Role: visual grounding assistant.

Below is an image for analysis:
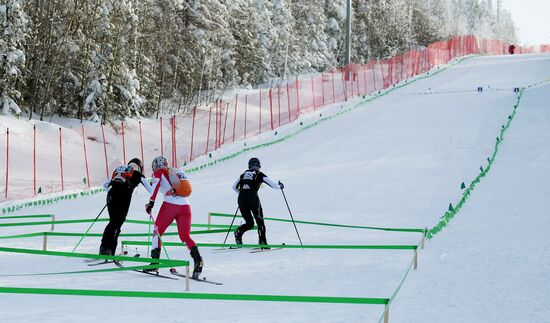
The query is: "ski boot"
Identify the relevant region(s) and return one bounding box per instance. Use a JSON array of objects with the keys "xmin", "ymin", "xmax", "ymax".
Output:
[
  {"xmin": 259, "ymin": 229, "xmax": 270, "ymax": 250},
  {"xmin": 99, "ymin": 246, "xmax": 113, "ymax": 256},
  {"xmin": 259, "ymin": 240, "xmax": 270, "ymax": 250},
  {"xmin": 234, "ymin": 230, "xmax": 243, "ymax": 245},
  {"xmin": 143, "ymin": 248, "xmax": 160, "ymax": 273},
  {"xmin": 190, "ymin": 246, "xmax": 203, "ymax": 279}
]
